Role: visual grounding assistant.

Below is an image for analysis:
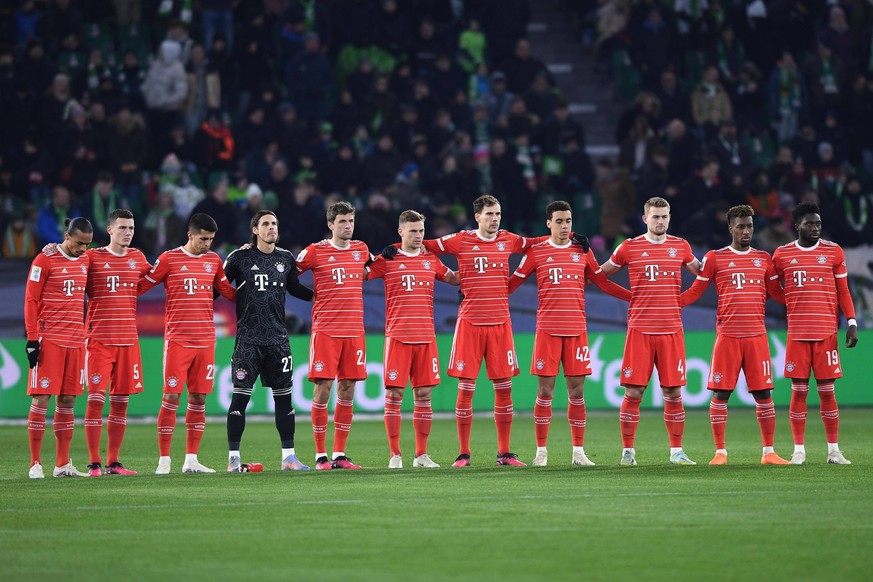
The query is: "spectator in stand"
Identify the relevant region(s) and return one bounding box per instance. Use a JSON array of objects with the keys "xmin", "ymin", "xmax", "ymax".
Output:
[
  {"xmin": 828, "ymin": 175, "xmax": 873, "ymax": 248},
  {"xmin": 541, "ymin": 99, "xmax": 586, "ymax": 156},
  {"xmin": 819, "ymin": 5, "xmax": 857, "ymax": 78},
  {"xmin": 278, "ymin": 177, "xmax": 325, "ymax": 251},
  {"xmin": 744, "ymin": 167, "xmax": 782, "ymax": 222},
  {"xmin": 234, "ymin": 102, "xmax": 272, "ymax": 163},
  {"xmin": 675, "ymin": 156, "xmax": 724, "ymax": 229},
  {"xmin": 715, "ymin": 25, "xmax": 745, "ymax": 93},
  {"xmin": 346, "ymin": 57, "xmax": 376, "ymax": 107},
  {"xmin": 164, "ymin": 19, "xmax": 194, "ymax": 65},
  {"xmin": 59, "ymin": 100, "xmax": 102, "ymax": 197},
  {"xmin": 143, "ymin": 40, "xmax": 188, "ymax": 162},
  {"xmin": 157, "ymin": 152, "xmax": 203, "ymax": 219},
  {"xmin": 755, "ymin": 213, "xmax": 794, "ymax": 253},
  {"xmin": 596, "ymin": 158, "xmax": 636, "ymax": 248},
  {"xmin": 707, "ymin": 119, "xmax": 750, "ymax": 187},
  {"xmin": 41, "ymin": 74, "xmax": 72, "ymax": 159},
  {"xmin": 37, "ymin": 185, "xmax": 81, "ymax": 244},
  {"xmin": 458, "ymin": 17, "xmax": 486, "ymax": 74},
  {"xmin": 483, "ymin": 71, "xmax": 514, "ymax": 124},
  {"xmin": 202, "ymin": 0, "xmax": 234, "ymax": 54},
  {"xmin": 558, "ymin": 132, "xmax": 595, "ymax": 197},
  {"xmin": 2, "ymin": 210, "xmax": 37, "ymax": 259},
  {"xmin": 430, "ymin": 53, "xmax": 467, "ymax": 108},
  {"xmin": 83, "ymin": 172, "xmax": 123, "ymax": 245},
  {"xmin": 117, "ymin": 50, "xmax": 146, "ymax": 112},
  {"xmin": 631, "ymin": 6, "xmax": 674, "ymax": 90},
  {"xmin": 246, "ymin": 140, "xmax": 287, "ymax": 189},
  {"xmin": 499, "ymin": 38, "xmax": 552, "ymax": 95},
  {"xmin": 193, "ymin": 108, "xmax": 235, "ymax": 178},
  {"xmin": 276, "ymin": 102, "xmax": 310, "ymax": 164},
  {"xmin": 365, "ymin": 133, "xmax": 404, "ymax": 190},
  {"xmin": 411, "ymin": 18, "xmax": 447, "ymax": 74},
  {"xmin": 663, "ymin": 118, "xmax": 700, "ymax": 188},
  {"xmin": 330, "ymin": 89, "xmax": 366, "ymax": 143},
  {"xmin": 524, "ymin": 71, "xmax": 561, "ymax": 124},
  {"xmin": 391, "ymin": 103, "xmax": 424, "ymax": 156},
  {"xmin": 691, "ymin": 65, "xmax": 733, "ymax": 140},
  {"xmin": 76, "ymin": 48, "xmax": 112, "ymax": 99},
  {"xmin": 183, "ymin": 43, "xmax": 221, "ymax": 137},
  {"xmin": 428, "ymin": 109, "xmax": 455, "ymax": 158},
  {"xmin": 376, "ymin": 0, "xmax": 410, "ymax": 57},
  {"xmin": 634, "ymin": 145, "xmax": 673, "ymax": 207},
  {"xmin": 141, "ymin": 190, "xmax": 187, "ymax": 257},
  {"xmin": 768, "ymin": 51, "xmax": 807, "ymax": 143},
  {"xmin": 682, "ymin": 199, "xmax": 731, "ymax": 250},
  {"xmin": 616, "ymin": 91, "xmax": 661, "ymax": 144},
  {"xmin": 44, "ymin": 0, "xmax": 84, "ymax": 56},
  {"xmin": 618, "ymin": 115, "xmax": 661, "ymax": 175},
  {"xmin": 654, "ymin": 69, "xmax": 690, "ymax": 128},
  {"xmin": 365, "ymin": 73, "xmax": 399, "ymax": 134},
  {"xmin": 113, "ymin": 0, "xmax": 142, "ymax": 25},
  {"xmin": 322, "ymin": 143, "xmax": 364, "ymax": 198},
  {"xmin": 19, "ymin": 40, "xmax": 55, "ymax": 97},
  {"xmin": 788, "ymin": 122, "xmax": 820, "ymax": 170},
  {"xmin": 803, "ymin": 40, "xmax": 847, "ymax": 127},
  {"xmin": 236, "ymin": 12, "xmax": 274, "ymax": 118},
  {"xmin": 732, "ymin": 63, "xmax": 767, "ymax": 134},
  {"xmin": 489, "ymin": 136, "xmax": 530, "ymax": 229}
]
